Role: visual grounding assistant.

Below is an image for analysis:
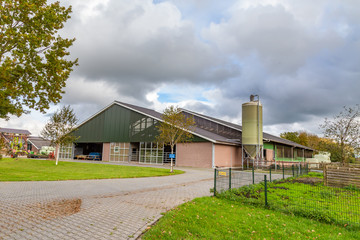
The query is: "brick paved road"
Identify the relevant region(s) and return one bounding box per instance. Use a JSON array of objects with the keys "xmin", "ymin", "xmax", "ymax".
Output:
[
  {"xmin": 0, "ymin": 166, "xmax": 215, "ymax": 240},
  {"xmin": 0, "ymin": 164, "xmax": 280, "ymax": 240}
]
